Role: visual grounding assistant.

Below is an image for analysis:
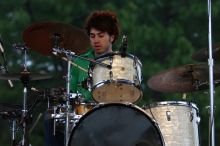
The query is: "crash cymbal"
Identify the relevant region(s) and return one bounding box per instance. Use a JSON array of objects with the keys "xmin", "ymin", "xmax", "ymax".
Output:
[
  {"xmin": 0, "ymin": 71, "xmax": 52, "ymax": 81},
  {"xmin": 147, "ymin": 64, "xmax": 220, "ymax": 93},
  {"xmin": 23, "ymin": 22, "xmax": 90, "ymax": 56},
  {"xmin": 192, "ymin": 44, "xmax": 220, "ymax": 62}
]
